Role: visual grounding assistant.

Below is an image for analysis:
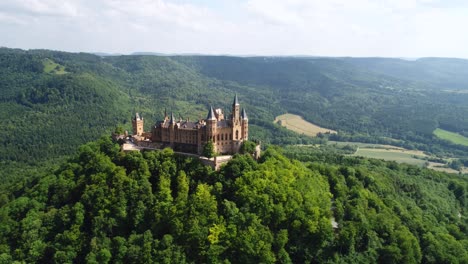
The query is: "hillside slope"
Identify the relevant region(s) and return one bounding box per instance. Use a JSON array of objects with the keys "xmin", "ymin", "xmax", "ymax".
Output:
[
  {"xmin": 2, "ymin": 48, "xmax": 468, "ymax": 176},
  {"xmin": 0, "ymin": 138, "xmax": 466, "ymax": 263}
]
